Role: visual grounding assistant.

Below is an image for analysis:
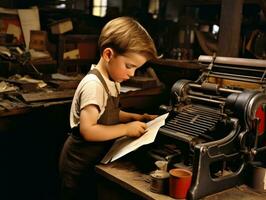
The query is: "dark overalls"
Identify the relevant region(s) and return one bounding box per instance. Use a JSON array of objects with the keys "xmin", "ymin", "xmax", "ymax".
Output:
[{"xmin": 59, "ymin": 69, "xmax": 120, "ymax": 200}]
